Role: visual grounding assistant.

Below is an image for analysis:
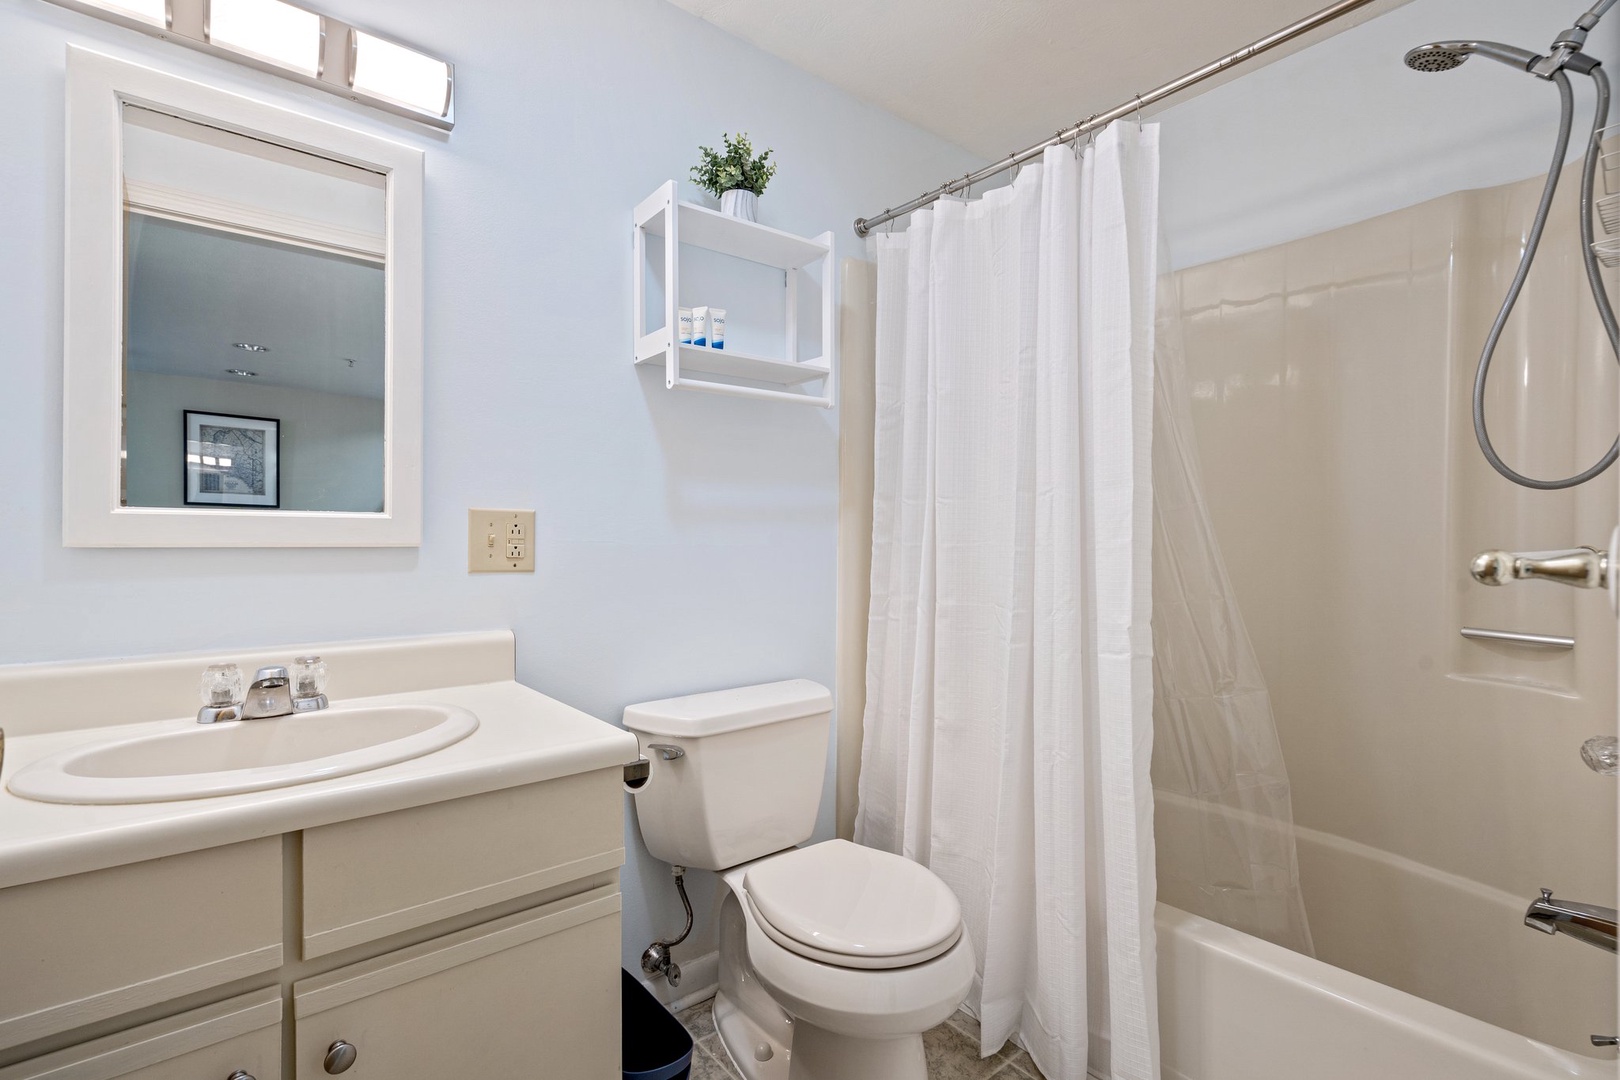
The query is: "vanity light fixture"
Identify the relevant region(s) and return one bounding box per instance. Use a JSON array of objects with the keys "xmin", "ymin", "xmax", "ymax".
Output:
[
  {"xmin": 41, "ymin": 0, "xmax": 455, "ymax": 128},
  {"xmin": 205, "ymin": 0, "xmax": 322, "ymax": 78}
]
